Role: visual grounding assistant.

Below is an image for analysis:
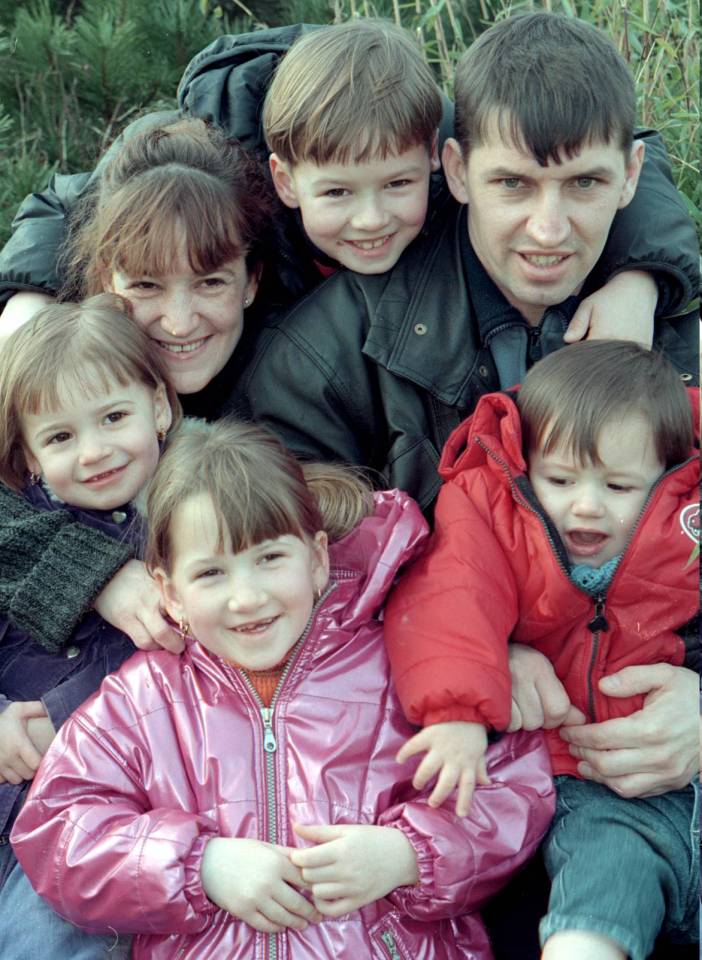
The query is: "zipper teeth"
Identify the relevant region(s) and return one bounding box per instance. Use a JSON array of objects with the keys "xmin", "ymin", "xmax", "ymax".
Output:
[
  {"xmin": 474, "ymin": 435, "xmax": 570, "ymax": 577},
  {"xmin": 237, "ymin": 580, "xmax": 336, "ymax": 960}
]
